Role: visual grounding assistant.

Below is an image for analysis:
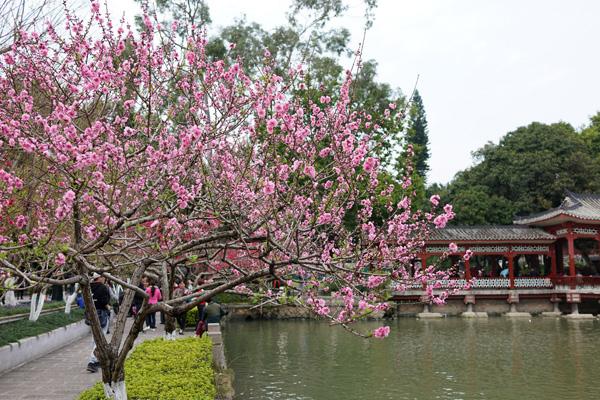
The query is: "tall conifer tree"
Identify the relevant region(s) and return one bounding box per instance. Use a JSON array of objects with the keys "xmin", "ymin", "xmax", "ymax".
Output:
[{"xmin": 405, "ymin": 90, "xmax": 430, "ymax": 179}]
